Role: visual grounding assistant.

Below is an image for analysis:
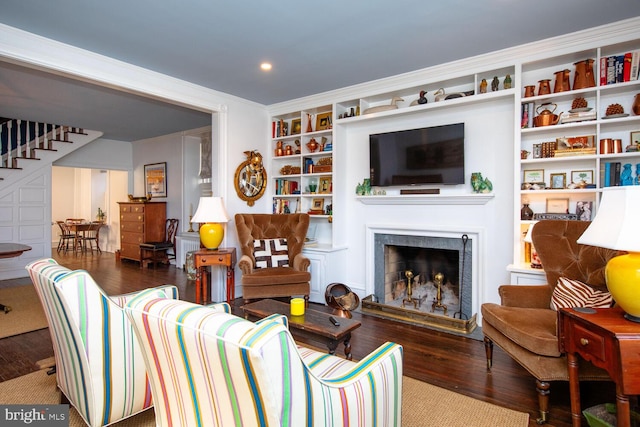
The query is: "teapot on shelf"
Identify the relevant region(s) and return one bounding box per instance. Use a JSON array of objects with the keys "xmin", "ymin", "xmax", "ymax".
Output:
[{"xmin": 534, "ymin": 102, "xmax": 562, "ymax": 127}]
